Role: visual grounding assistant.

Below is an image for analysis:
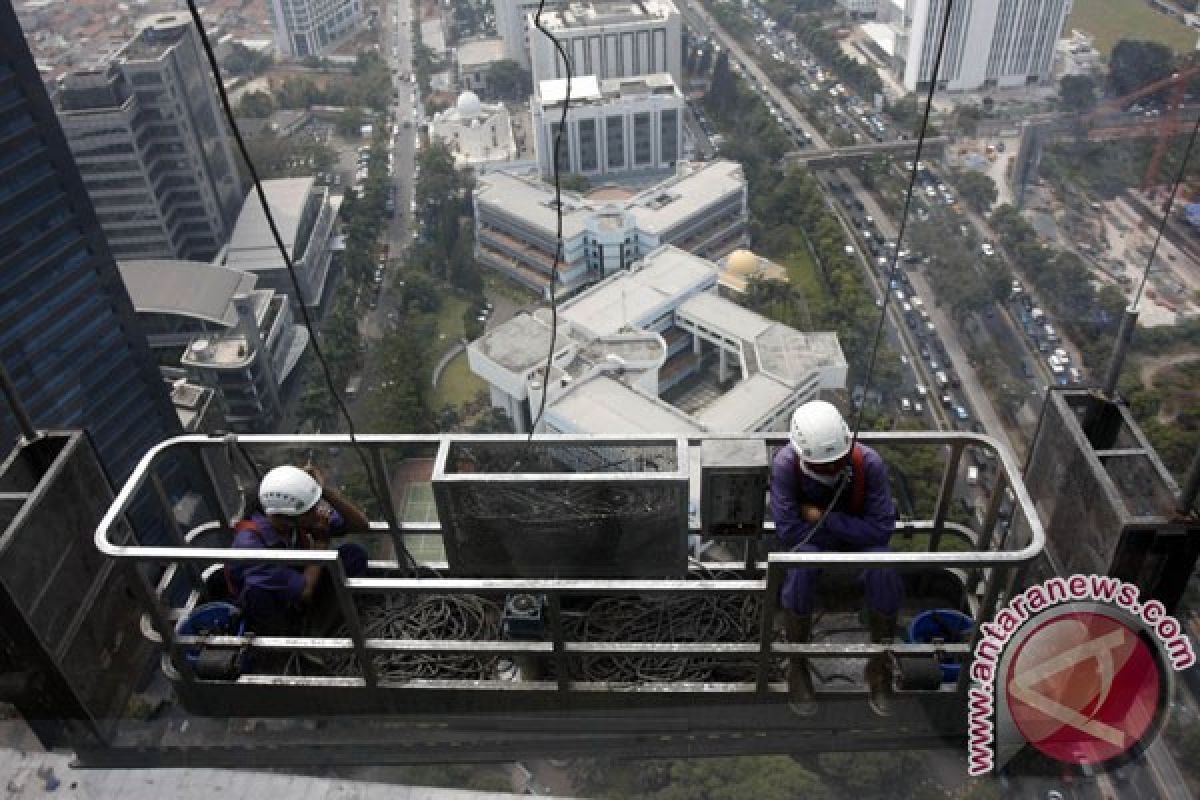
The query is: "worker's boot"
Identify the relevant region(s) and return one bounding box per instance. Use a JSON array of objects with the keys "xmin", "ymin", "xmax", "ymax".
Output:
[
  {"xmin": 865, "ymin": 610, "xmax": 898, "ymax": 718},
  {"xmin": 784, "ymin": 612, "xmax": 817, "ymax": 717}
]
